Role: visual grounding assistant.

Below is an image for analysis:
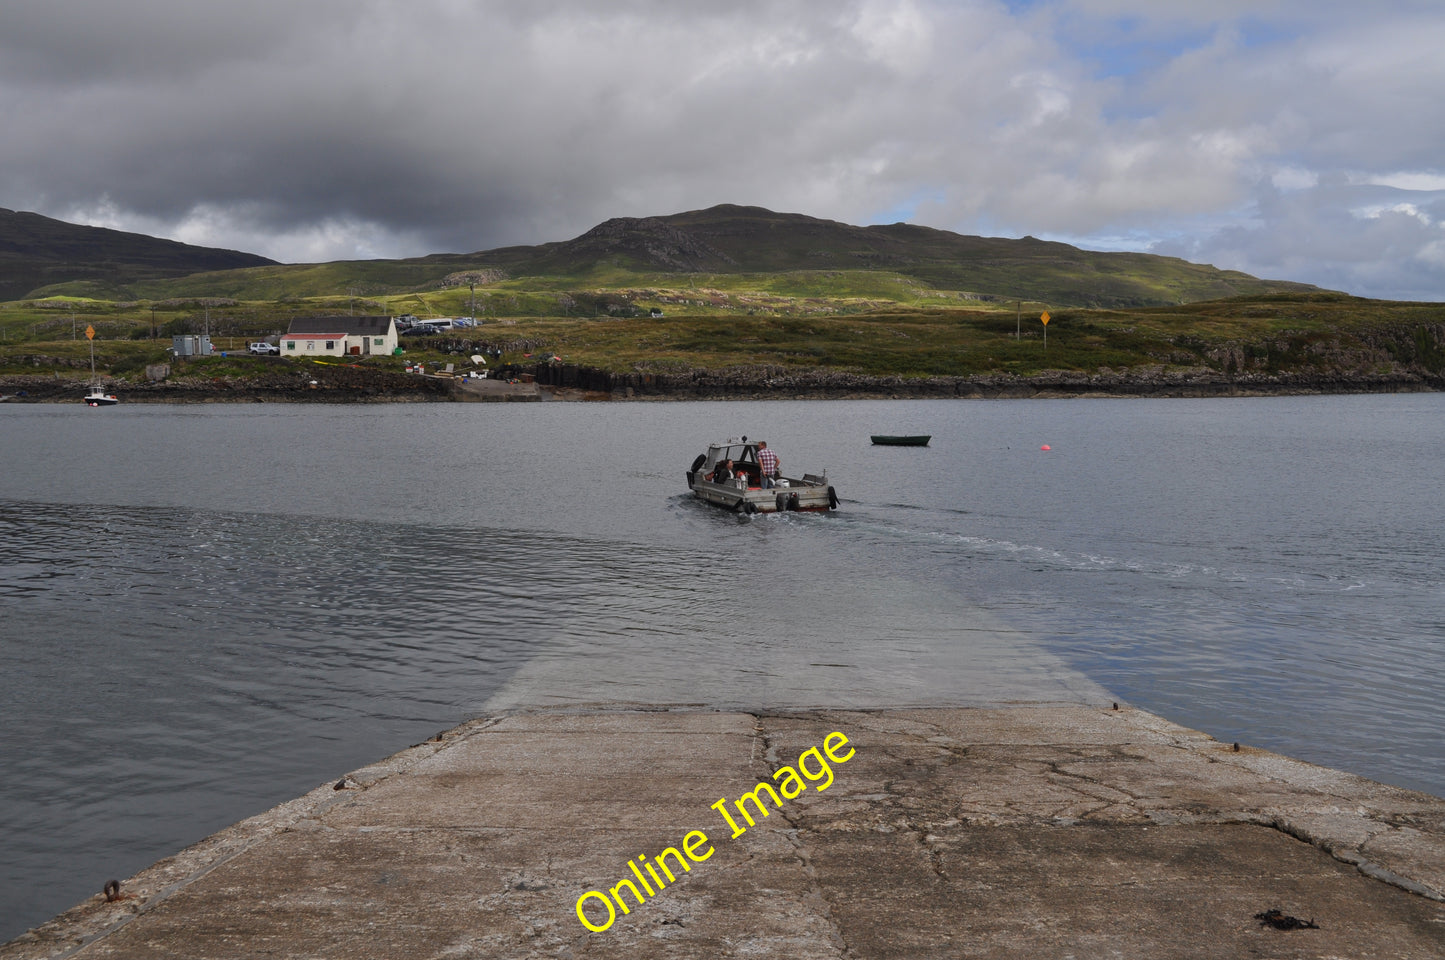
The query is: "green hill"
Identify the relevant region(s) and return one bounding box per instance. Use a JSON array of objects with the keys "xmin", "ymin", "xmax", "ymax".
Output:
[
  {"xmin": 505, "ymin": 205, "xmax": 1319, "ymax": 308},
  {"xmin": 0, "ymin": 207, "xmax": 276, "ymax": 301},
  {"xmin": 8, "ymin": 204, "xmax": 1320, "ymax": 309}
]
